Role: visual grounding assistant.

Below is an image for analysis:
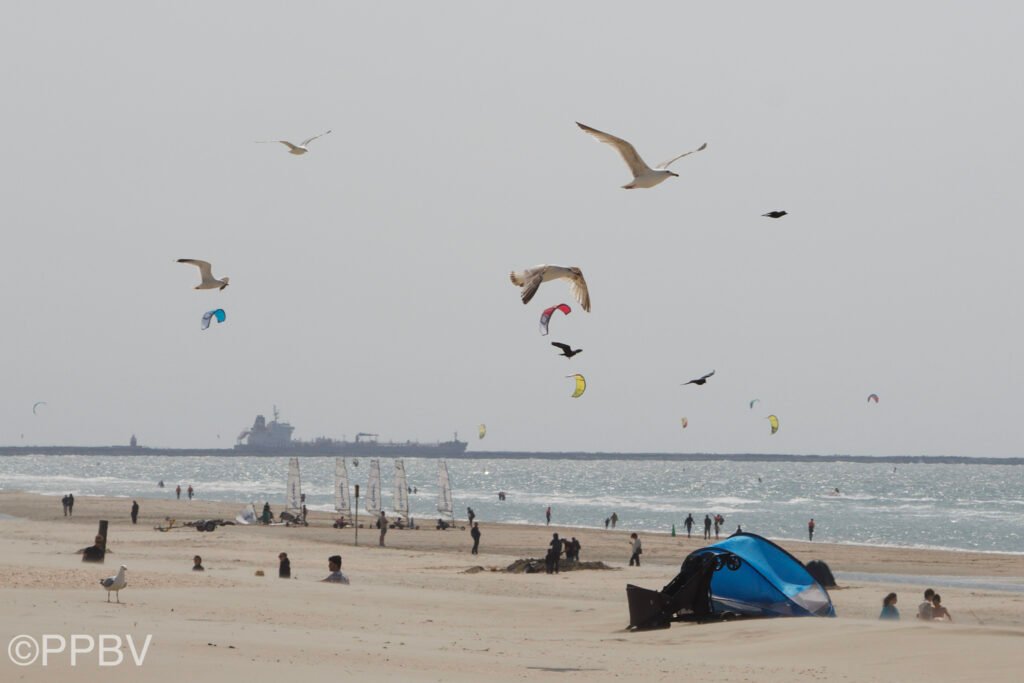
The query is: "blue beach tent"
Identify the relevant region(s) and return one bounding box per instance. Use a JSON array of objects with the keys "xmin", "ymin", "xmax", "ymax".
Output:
[{"xmin": 626, "ymin": 533, "xmax": 835, "ymax": 629}]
